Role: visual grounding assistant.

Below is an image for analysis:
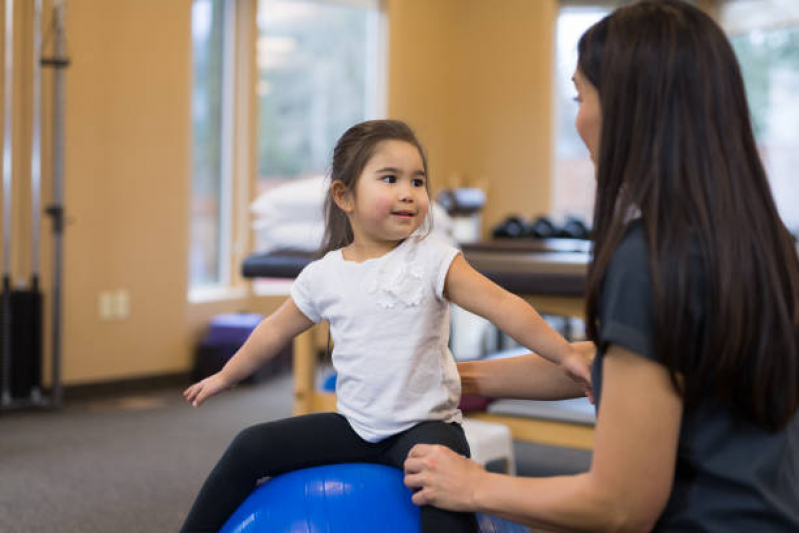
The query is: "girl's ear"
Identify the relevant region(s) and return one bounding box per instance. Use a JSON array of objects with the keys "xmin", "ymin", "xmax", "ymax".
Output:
[{"xmin": 331, "ymin": 180, "xmax": 354, "ymax": 213}]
